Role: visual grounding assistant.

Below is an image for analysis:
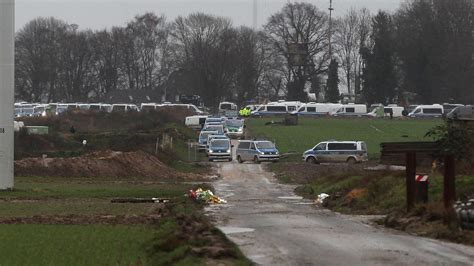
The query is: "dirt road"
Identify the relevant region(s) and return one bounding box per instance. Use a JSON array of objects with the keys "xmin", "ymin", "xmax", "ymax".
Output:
[{"xmin": 208, "ymin": 160, "xmax": 474, "ymax": 265}]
